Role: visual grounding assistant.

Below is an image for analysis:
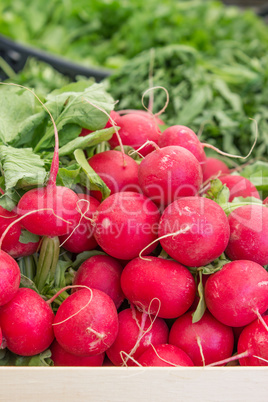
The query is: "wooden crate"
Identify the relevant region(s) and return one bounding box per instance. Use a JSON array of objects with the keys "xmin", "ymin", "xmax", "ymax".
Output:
[{"xmin": 1, "ymin": 367, "xmax": 268, "ymax": 401}]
